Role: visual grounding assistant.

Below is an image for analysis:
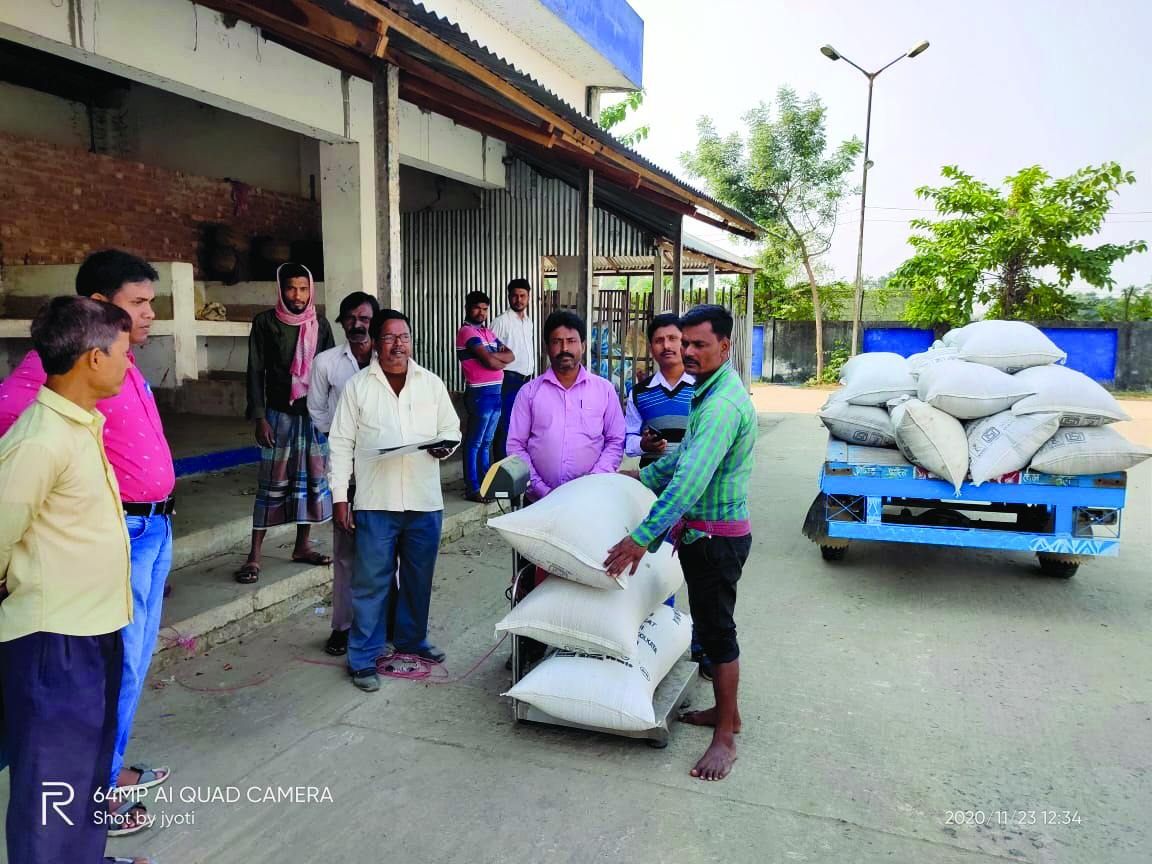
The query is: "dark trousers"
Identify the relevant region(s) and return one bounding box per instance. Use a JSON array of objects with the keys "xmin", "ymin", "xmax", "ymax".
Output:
[
  {"xmin": 492, "ymin": 371, "xmax": 529, "ymax": 462},
  {"xmin": 0, "ymin": 630, "xmax": 122, "ymax": 864},
  {"xmin": 349, "ymin": 509, "xmax": 444, "ymax": 670},
  {"xmin": 678, "ymin": 535, "xmax": 752, "ymax": 665}
]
